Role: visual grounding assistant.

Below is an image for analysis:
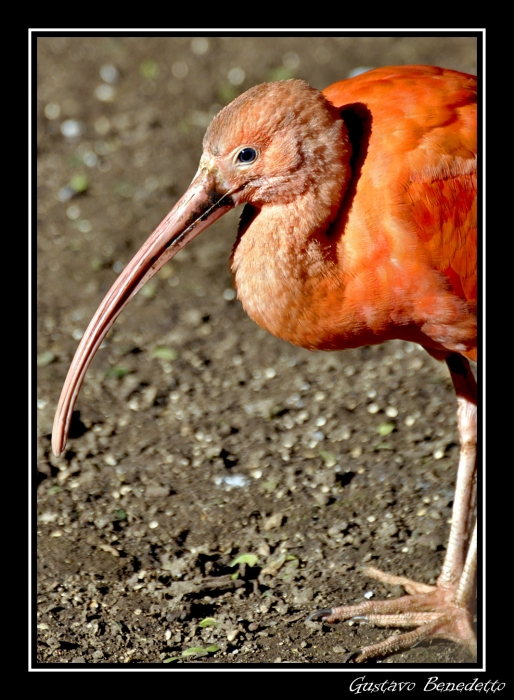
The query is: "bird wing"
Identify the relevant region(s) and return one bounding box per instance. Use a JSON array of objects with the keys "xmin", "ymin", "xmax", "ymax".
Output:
[{"xmin": 323, "ymin": 66, "xmax": 477, "ymax": 306}]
